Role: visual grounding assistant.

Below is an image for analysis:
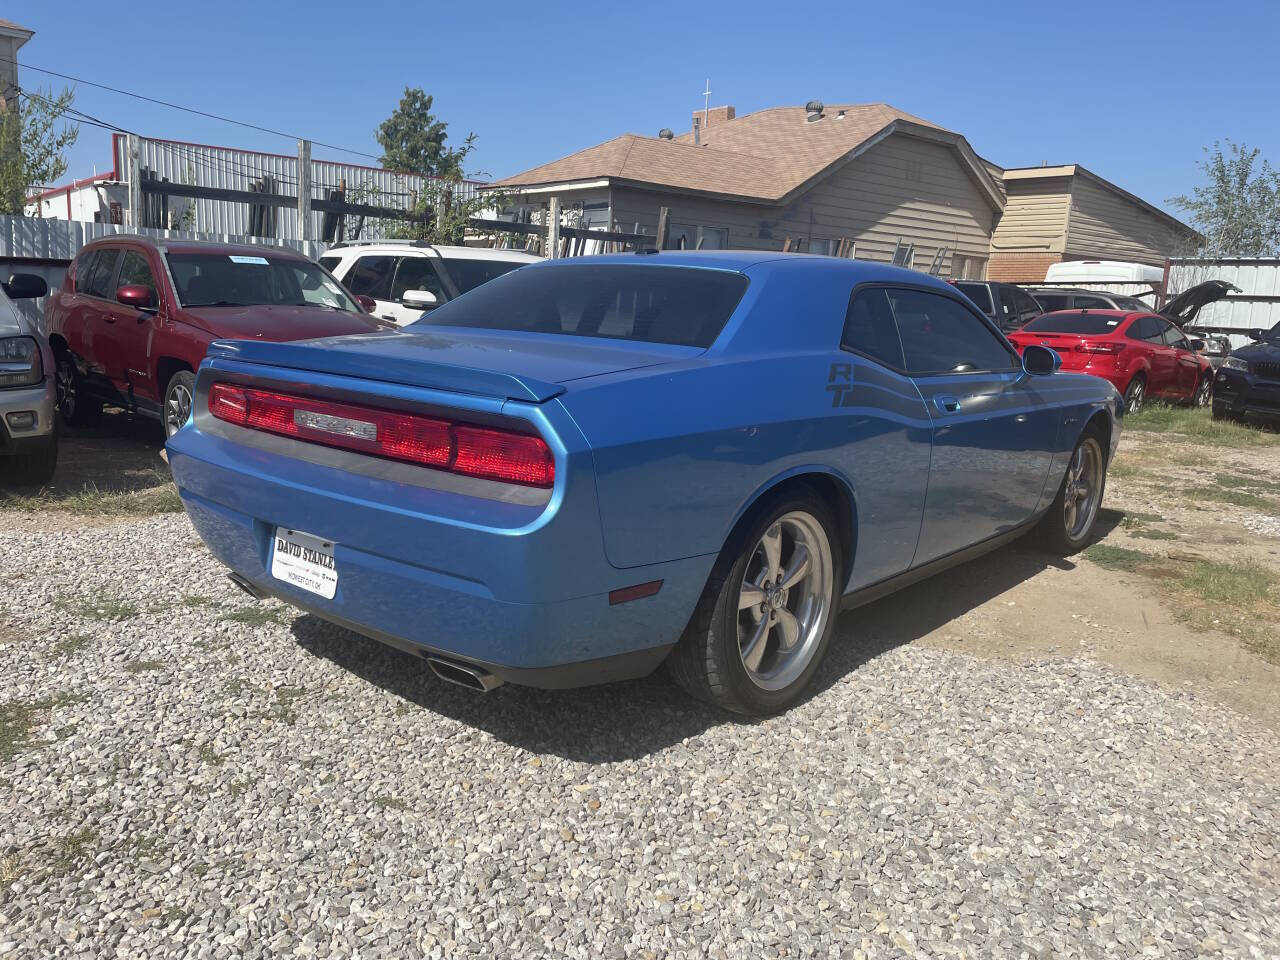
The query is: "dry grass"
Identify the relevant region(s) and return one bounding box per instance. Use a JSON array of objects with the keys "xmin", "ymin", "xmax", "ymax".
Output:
[
  {"xmin": 1125, "ymin": 405, "xmax": 1277, "ymax": 447},
  {"xmin": 0, "ymin": 476, "xmax": 182, "ymax": 517}
]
